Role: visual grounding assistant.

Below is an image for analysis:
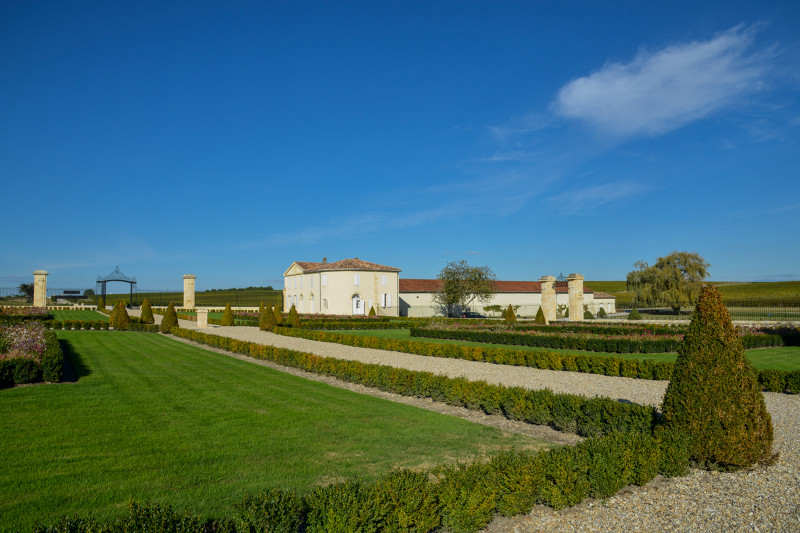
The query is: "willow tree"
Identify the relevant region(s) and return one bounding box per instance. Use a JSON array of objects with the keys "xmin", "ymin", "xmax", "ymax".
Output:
[
  {"xmin": 432, "ymin": 260, "xmax": 496, "ymax": 317},
  {"xmin": 626, "ymin": 251, "xmax": 709, "ymax": 313}
]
